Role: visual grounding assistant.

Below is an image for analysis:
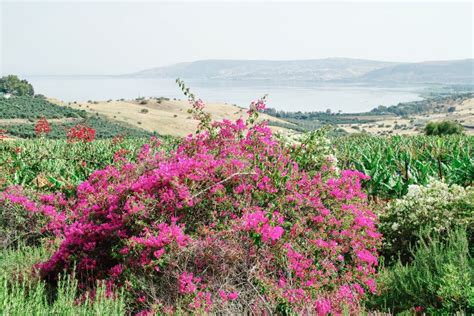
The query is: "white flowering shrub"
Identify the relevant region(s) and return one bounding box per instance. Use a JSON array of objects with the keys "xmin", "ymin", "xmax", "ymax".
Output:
[{"xmin": 380, "ymin": 180, "xmax": 473, "ymax": 262}]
